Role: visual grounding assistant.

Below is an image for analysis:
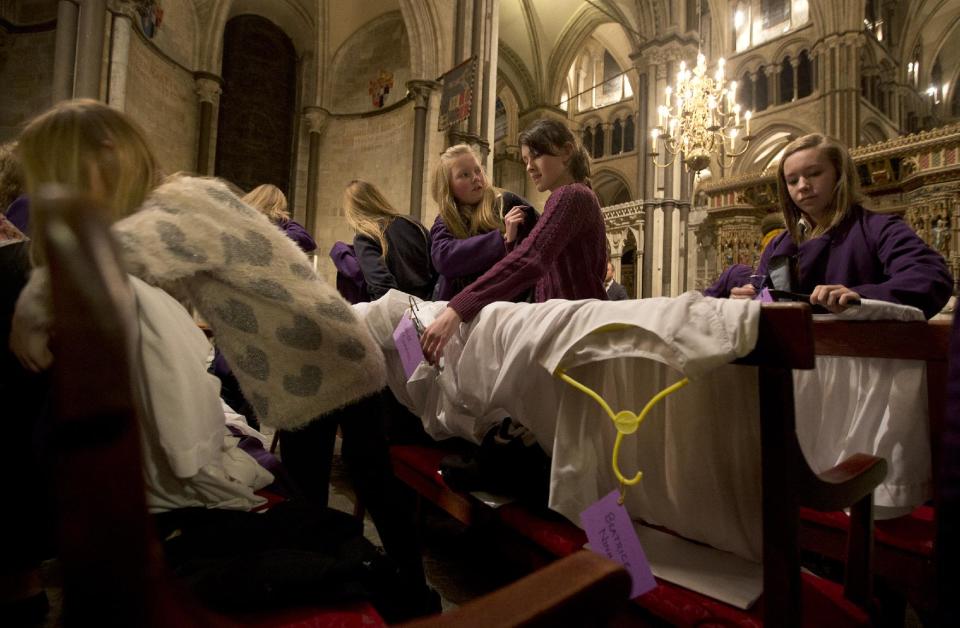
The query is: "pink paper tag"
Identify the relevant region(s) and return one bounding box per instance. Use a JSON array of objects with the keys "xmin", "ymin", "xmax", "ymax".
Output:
[
  {"xmin": 580, "ymin": 490, "xmax": 656, "ymax": 598},
  {"xmin": 757, "ymin": 287, "xmax": 774, "ymax": 303},
  {"xmin": 392, "ymin": 314, "xmax": 425, "ymax": 379}
]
